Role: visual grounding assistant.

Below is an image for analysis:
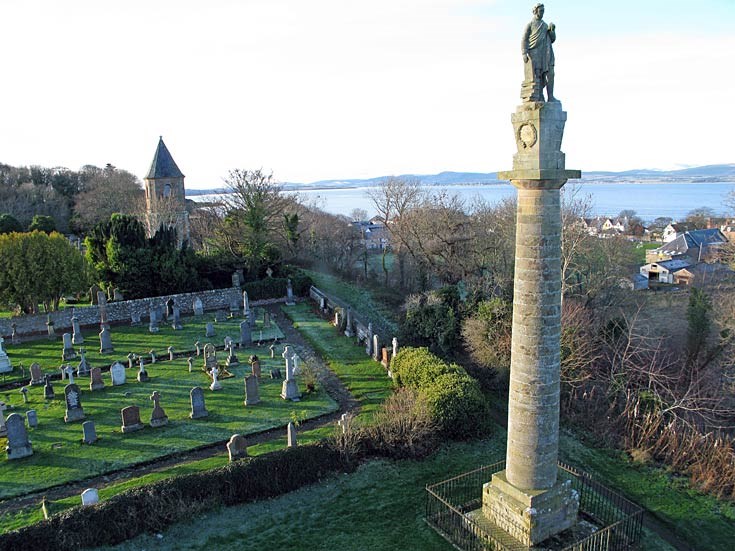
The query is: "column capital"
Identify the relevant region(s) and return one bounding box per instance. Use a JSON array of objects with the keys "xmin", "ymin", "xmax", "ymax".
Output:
[{"xmin": 498, "ymin": 169, "xmax": 581, "ymax": 189}]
